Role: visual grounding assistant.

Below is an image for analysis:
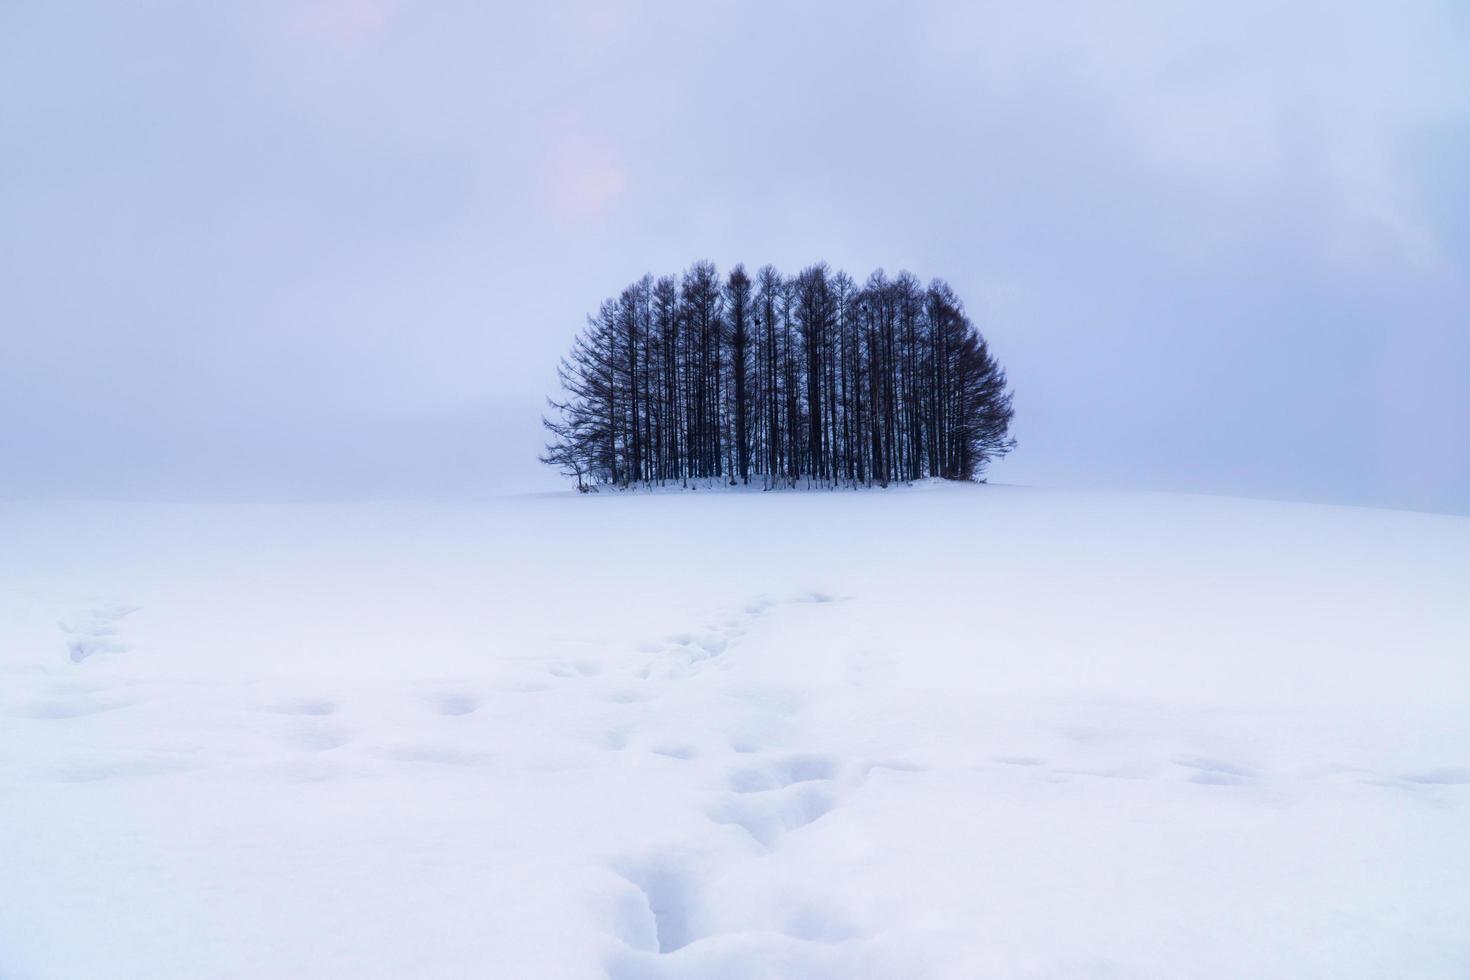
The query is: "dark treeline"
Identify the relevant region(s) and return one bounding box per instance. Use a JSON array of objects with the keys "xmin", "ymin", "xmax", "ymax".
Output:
[{"xmin": 541, "ymin": 262, "xmax": 1015, "ymax": 491}]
